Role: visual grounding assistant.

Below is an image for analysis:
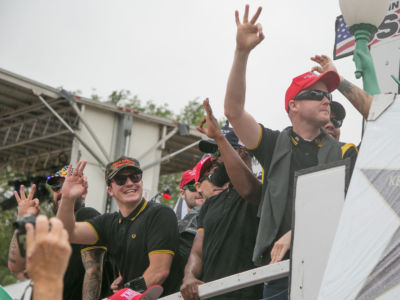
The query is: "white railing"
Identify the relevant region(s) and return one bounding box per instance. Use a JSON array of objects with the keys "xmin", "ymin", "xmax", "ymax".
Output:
[{"xmin": 160, "ymin": 260, "xmax": 289, "ymax": 299}]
